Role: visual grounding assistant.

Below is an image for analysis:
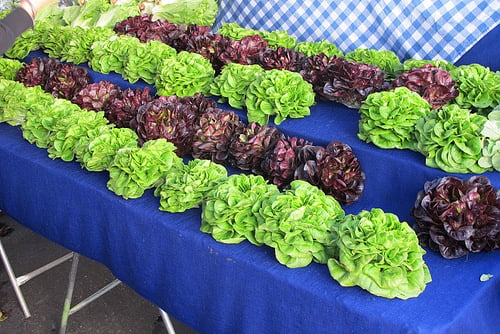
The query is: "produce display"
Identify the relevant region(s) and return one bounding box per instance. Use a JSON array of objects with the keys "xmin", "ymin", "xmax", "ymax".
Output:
[
  {"xmin": 0, "ymin": 68, "xmax": 426, "ymax": 299},
  {"xmin": 1, "ymin": 1, "xmax": 499, "ymax": 300},
  {"xmin": 2, "ymin": 56, "xmax": 366, "ymax": 206},
  {"xmin": 3, "ymin": 4, "xmax": 499, "ymax": 172}
]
